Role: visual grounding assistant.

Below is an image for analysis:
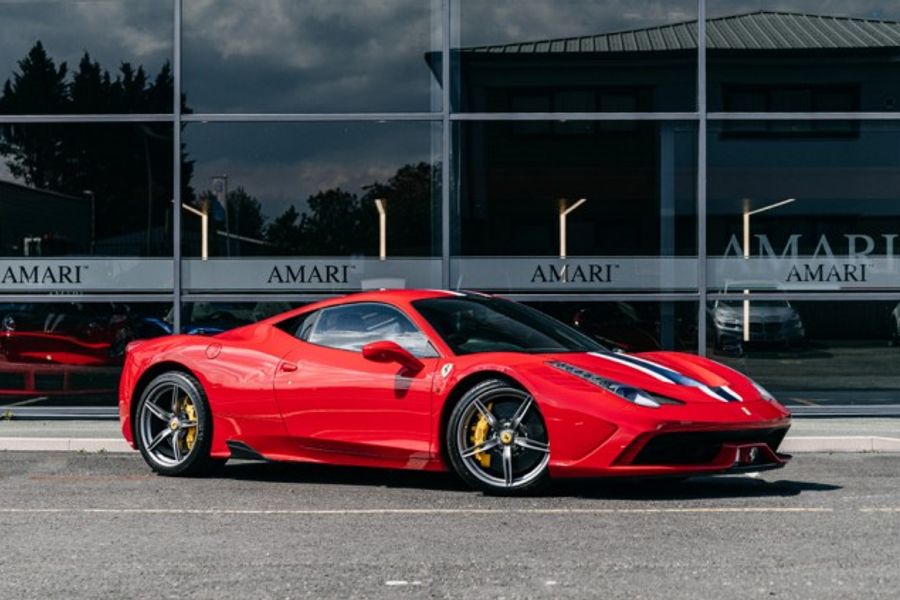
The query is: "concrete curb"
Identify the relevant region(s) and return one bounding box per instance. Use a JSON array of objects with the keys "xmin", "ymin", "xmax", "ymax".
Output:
[
  {"xmin": 781, "ymin": 436, "xmax": 900, "ymax": 453},
  {"xmin": 1, "ymin": 436, "xmax": 900, "ymax": 454}
]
